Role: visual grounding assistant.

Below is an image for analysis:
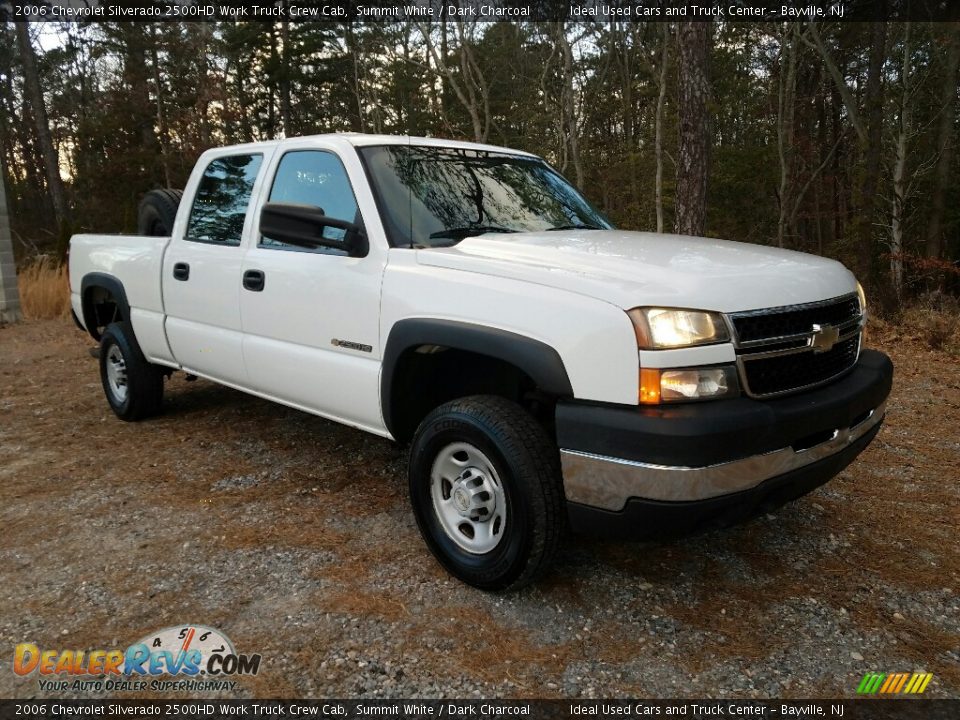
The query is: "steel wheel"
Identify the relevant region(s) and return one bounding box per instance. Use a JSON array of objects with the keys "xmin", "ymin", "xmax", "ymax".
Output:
[
  {"xmin": 410, "ymin": 396, "xmax": 564, "ymax": 590},
  {"xmin": 430, "ymin": 442, "xmax": 507, "ymax": 554},
  {"xmin": 104, "ymin": 344, "xmax": 129, "ymax": 404},
  {"xmin": 98, "ymin": 321, "xmax": 164, "ymax": 421}
]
